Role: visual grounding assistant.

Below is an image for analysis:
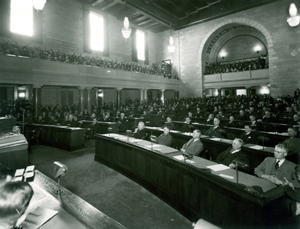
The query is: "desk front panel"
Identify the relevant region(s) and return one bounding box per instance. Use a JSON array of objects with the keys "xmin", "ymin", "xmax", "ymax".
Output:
[
  {"xmin": 95, "ymin": 134, "xmax": 284, "ymax": 228},
  {"xmin": 26, "ymin": 124, "xmax": 85, "ymax": 151}
]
